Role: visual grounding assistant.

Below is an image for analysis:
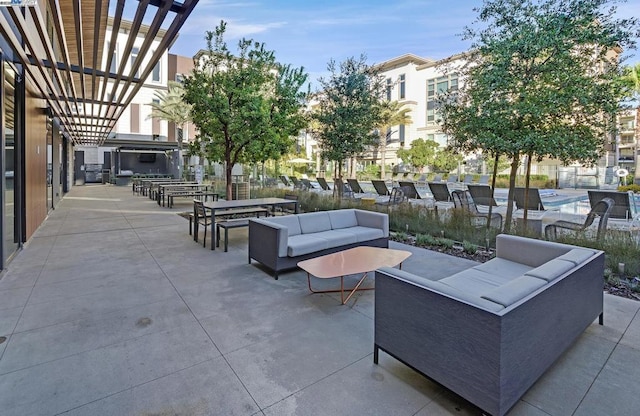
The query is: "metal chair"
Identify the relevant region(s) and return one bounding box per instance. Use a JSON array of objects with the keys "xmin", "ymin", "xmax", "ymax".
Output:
[
  {"xmin": 191, "ymin": 199, "xmax": 212, "ymax": 247},
  {"xmin": 375, "ymin": 186, "xmax": 406, "ymax": 208},
  {"xmin": 545, "ymin": 197, "xmax": 614, "ymax": 242},
  {"xmin": 452, "ymin": 190, "xmax": 503, "ymax": 229}
]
